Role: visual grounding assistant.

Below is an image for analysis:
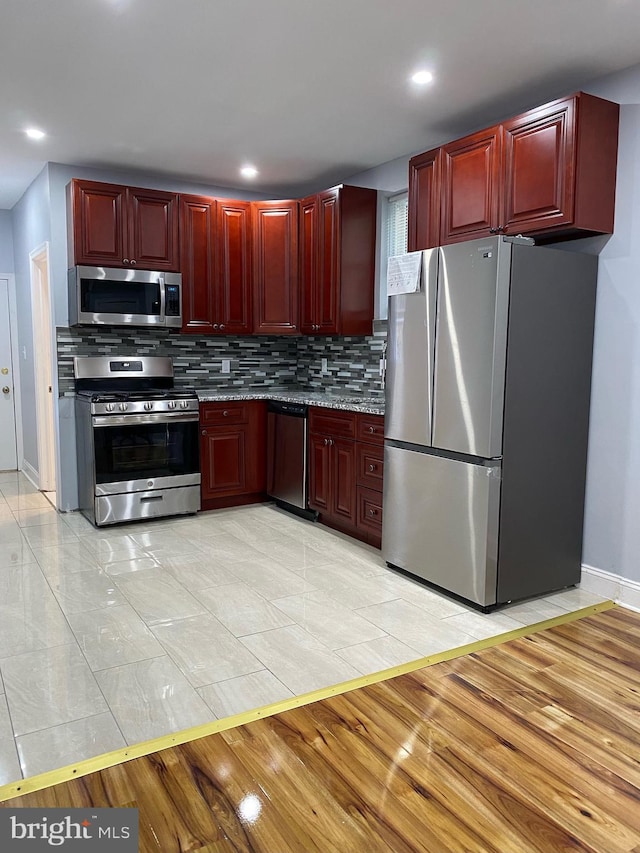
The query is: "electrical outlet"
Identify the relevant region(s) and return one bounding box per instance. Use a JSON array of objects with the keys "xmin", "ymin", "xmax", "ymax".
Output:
[
  {"xmin": 221, "ymin": 359, "xmax": 231, "ymax": 374},
  {"xmin": 321, "ymin": 358, "xmax": 328, "ymax": 374}
]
